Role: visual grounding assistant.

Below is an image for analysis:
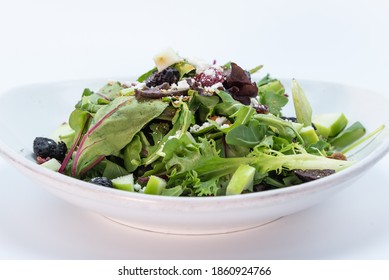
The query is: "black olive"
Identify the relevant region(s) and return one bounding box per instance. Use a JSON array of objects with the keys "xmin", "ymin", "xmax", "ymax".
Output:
[
  {"xmin": 33, "ymin": 137, "xmax": 67, "ymax": 161},
  {"xmin": 89, "ymin": 177, "xmax": 113, "ymax": 188}
]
